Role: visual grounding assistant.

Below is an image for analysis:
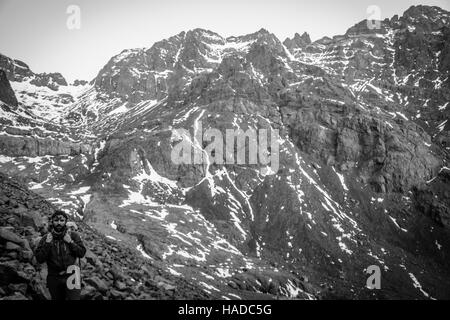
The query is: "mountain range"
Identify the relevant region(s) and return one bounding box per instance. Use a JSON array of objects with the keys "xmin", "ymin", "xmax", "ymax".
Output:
[{"xmin": 0, "ymin": 4, "xmax": 449, "ymax": 299}]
